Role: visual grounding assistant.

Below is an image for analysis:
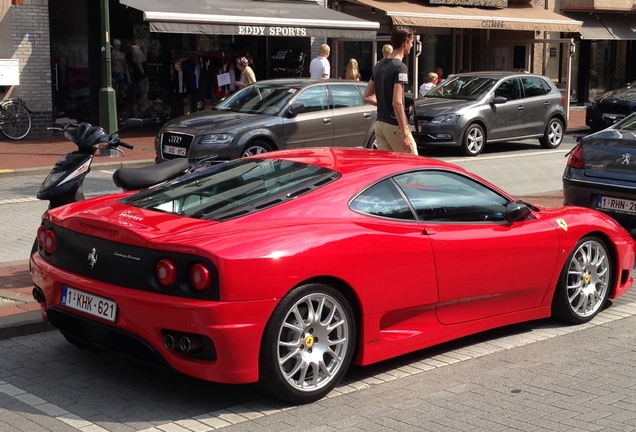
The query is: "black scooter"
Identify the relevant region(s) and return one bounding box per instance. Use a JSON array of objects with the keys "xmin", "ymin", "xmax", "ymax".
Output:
[{"xmin": 37, "ymin": 119, "xmax": 191, "ymax": 209}]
